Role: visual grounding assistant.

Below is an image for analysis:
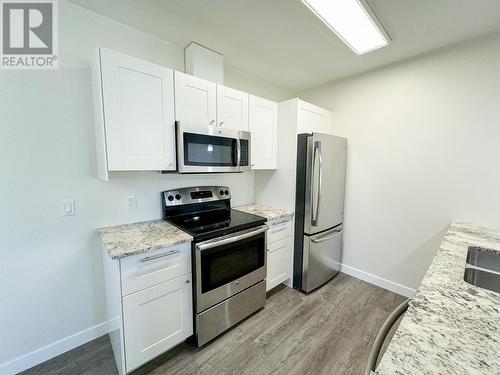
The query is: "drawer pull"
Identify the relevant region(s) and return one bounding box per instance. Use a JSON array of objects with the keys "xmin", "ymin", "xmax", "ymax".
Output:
[
  {"xmin": 140, "ymin": 250, "xmax": 180, "ymax": 263},
  {"xmin": 270, "ymin": 226, "xmax": 287, "ymax": 234}
]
